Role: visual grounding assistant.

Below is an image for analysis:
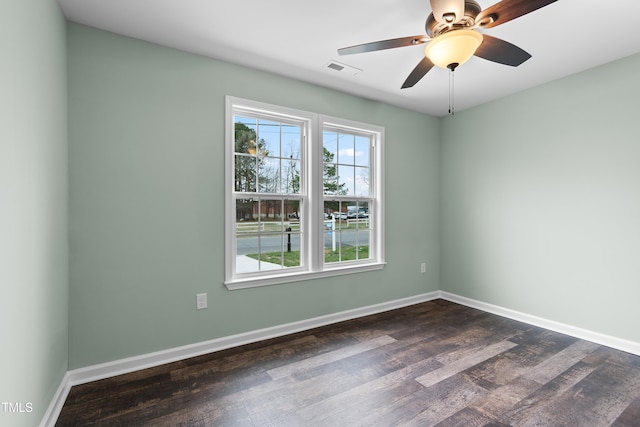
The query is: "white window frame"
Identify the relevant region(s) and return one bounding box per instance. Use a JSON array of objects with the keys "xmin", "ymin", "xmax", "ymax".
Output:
[{"xmin": 225, "ymin": 96, "xmax": 385, "ymax": 290}]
